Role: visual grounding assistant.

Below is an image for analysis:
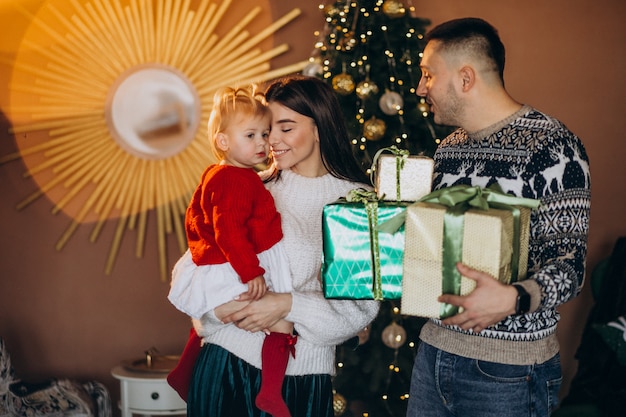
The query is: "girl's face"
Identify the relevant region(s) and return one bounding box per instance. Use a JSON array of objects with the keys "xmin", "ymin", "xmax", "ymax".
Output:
[
  {"xmin": 218, "ymin": 113, "xmax": 270, "ymax": 168},
  {"xmin": 268, "ymin": 102, "xmax": 326, "ymax": 177}
]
